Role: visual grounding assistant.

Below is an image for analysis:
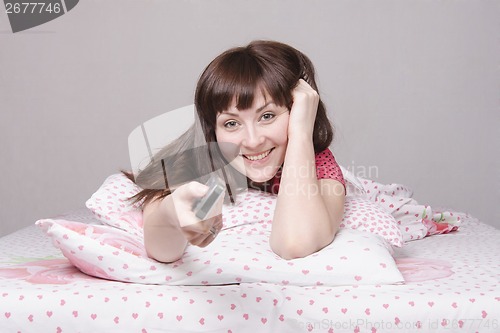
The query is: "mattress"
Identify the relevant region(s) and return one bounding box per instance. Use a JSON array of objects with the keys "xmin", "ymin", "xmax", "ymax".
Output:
[{"xmin": 0, "ymin": 208, "xmax": 499, "ymax": 333}]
